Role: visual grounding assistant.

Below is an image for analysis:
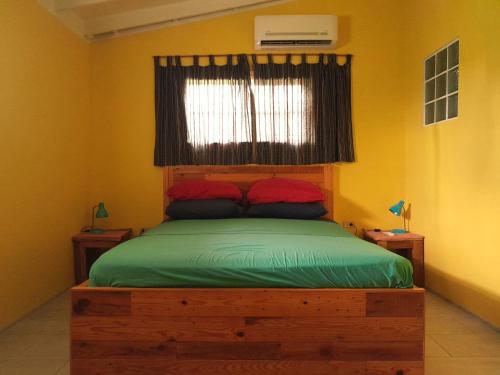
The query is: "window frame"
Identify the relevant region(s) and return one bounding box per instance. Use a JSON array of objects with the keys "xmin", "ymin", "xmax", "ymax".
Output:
[{"xmin": 423, "ymin": 38, "xmax": 459, "ymax": 126}]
